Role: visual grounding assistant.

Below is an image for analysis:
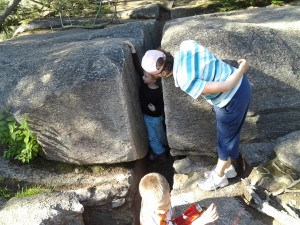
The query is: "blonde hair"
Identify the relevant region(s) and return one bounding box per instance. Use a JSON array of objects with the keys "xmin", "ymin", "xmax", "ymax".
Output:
[{"xmin": 139, "ymin": 173, "xmax": 170, "ymax": 208}]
